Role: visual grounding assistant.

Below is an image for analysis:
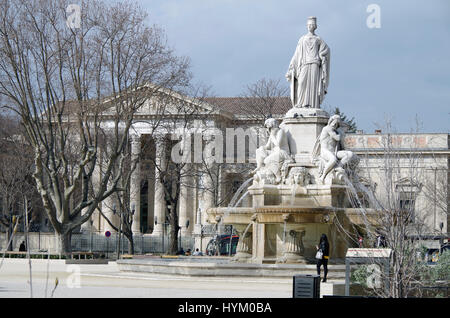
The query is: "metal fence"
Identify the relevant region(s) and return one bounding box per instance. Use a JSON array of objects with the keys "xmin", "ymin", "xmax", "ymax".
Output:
[
  {"xmin": 70, "ymin": 233, "xmax": 195, "ymax": 254},
  {"xmin": 1, "ymin": 232, "xmax": 195, "ymax": 255}
]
